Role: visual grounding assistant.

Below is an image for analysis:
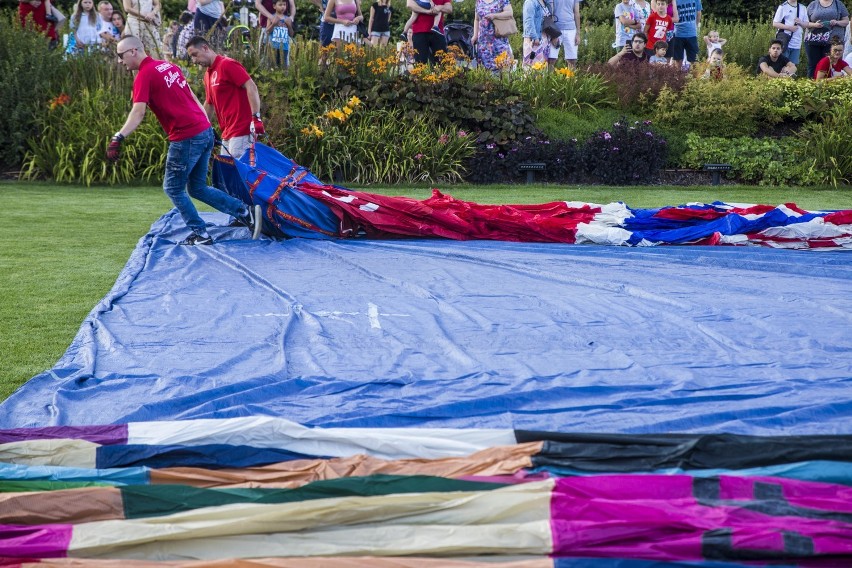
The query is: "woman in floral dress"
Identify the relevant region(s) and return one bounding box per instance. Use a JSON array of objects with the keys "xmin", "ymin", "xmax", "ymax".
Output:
[{"xmin": 473, "ymin": 0, "xmax": 514, "ymax": 71}]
